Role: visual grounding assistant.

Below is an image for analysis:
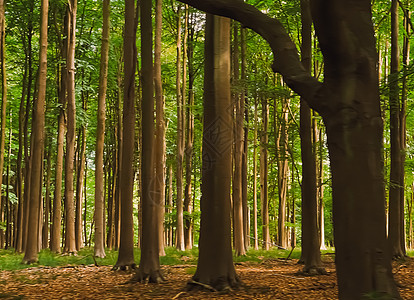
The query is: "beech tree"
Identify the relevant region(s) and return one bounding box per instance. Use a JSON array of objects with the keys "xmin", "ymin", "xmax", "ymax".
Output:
[
  {"xmin": 178, "ymin": 0, "xmax": 401, "ymax": 298},
  {"xmin": 187, "ymin": 14, "xmax": 240, "ymax": 292},
  {"xmin": 22, "ymin": 0, "xmax": 48, "ymax": 264}
]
